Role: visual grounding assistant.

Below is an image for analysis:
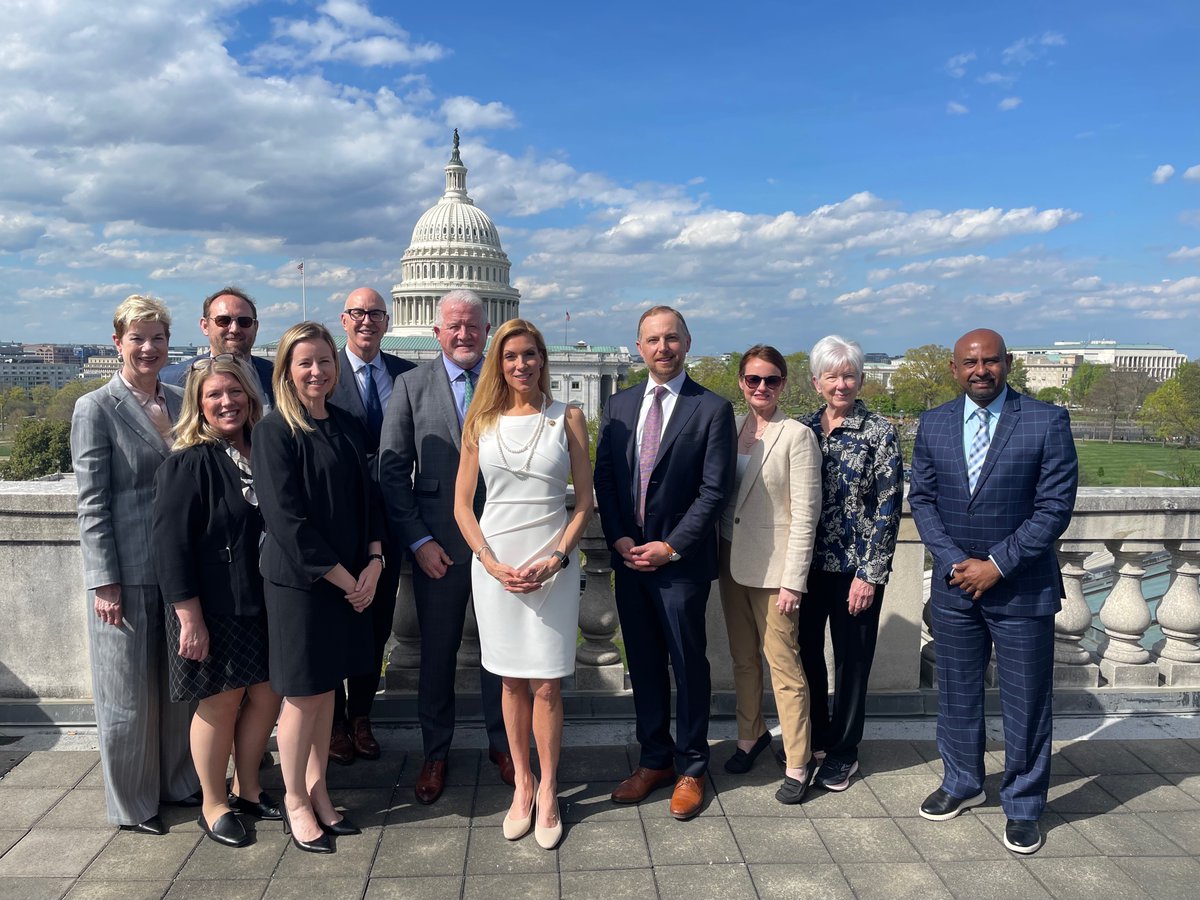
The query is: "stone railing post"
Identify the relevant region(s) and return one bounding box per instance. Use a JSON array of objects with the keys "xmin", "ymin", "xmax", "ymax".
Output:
[
  {"xmin": 385, "ymin": 560, "xmax": 421, "ymax": 690},
  {"xmin": 575, "ymin": 513, "xmax": 625, "ymax": 690},
  {"xmin": 1155, "ymin": 540, "xmax": 1200, "ymax": 686},
  {"xmin": 1098, "ymin": 540, "xmax": 1160, "ymax": 686},
  {"xmin": 1053, "ymin": 541, "xmax": 1101, "ymax": 686}
]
